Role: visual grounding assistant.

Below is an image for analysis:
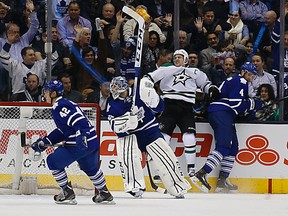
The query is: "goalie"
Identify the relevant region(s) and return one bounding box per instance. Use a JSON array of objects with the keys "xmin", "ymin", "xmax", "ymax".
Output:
[{"xmin": 106, "ymin": 76, "xmax": 191, "ymax": 198}]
